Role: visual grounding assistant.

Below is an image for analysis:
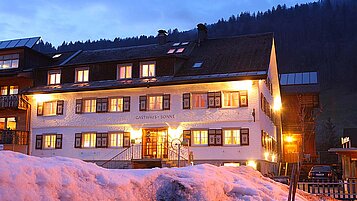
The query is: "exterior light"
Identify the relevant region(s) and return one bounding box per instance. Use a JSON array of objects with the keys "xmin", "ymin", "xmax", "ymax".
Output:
[
  {"xmin": 264, "ymin": 152, "xmax": 270, "ymax": 160},
  {"xmin": 247, "ymin": 160, "xmax": 257, "ymax": 170},
  {"xmin": 168, "ymin": 127, "xmax": 181, "ymax": 139},
  {"xmin": 285, "ymin": 135, "xmax": 294, "ymax": 143},
  {"xmin": 223, "ymin": 162, "xmax": 240, "ymax": 167},
  {"xmin": 234, "ymin": 80, "xmax": 253, "ymax": 91},
  {"xmin": 33, "ymin": 94, "xmax": 52, "ymax": 103},
  {"xmin": 273, "ymin": 96, "xmax": 282, "ymax": 111},
  {"xmin": 272, "ymin": 154, "xmax": 276, "ymax": 162}
]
